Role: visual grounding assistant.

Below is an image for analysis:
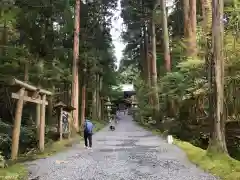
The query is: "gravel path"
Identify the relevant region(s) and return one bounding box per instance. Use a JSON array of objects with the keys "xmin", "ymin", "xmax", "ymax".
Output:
[{"xmin": 26, "ymin": 115, "xmax": 219, "ymax": 180}]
